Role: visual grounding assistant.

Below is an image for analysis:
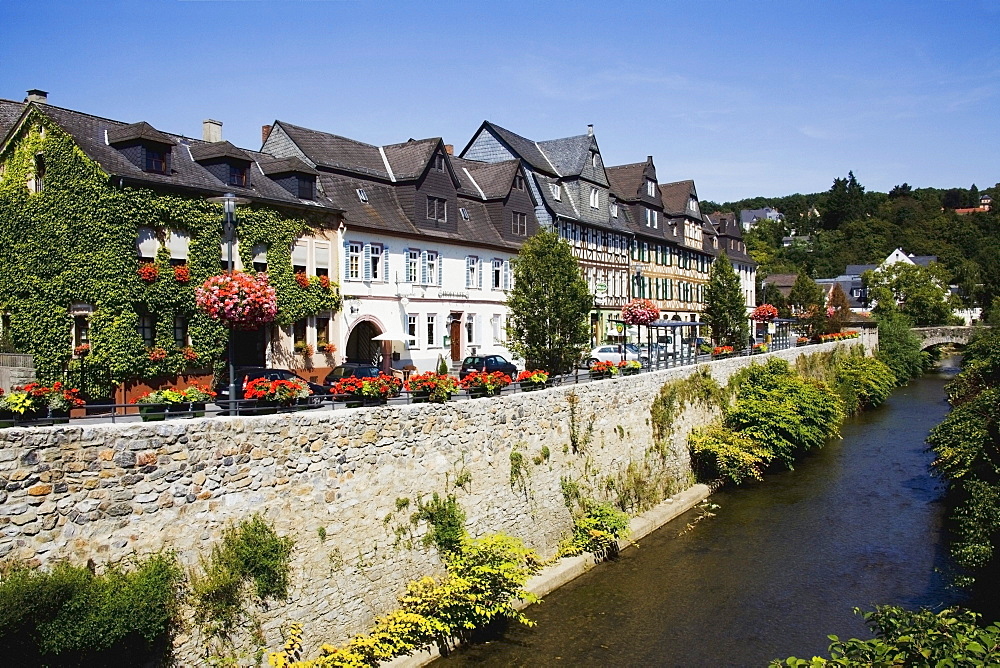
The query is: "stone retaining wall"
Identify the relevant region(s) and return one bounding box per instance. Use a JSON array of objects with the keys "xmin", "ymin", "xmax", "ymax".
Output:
[{"xmin": 0, "ymin": 341, "xmax": 869, "ymax": 664}]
